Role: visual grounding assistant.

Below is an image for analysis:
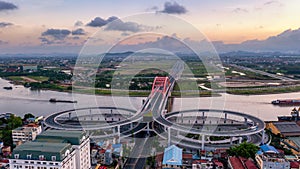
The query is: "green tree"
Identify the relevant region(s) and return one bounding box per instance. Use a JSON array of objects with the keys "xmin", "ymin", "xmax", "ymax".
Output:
[
  {"xmin": 1, "ymin": 130, "xmax": 12, "ymax": 147},
  {"xmin": 6, "ymin": 115, "xmax": 22, "ymax": 130},
  {"xmin": 1, "ymin": 115, "xmax": 23, "ymax": 147},
  {"xmin": 23, "ymin": 113, "xmax": 35, "ymax": 120},
  {"xmin": 227, "ymin": 142, "xmax": 259, "ymax": 159}
]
